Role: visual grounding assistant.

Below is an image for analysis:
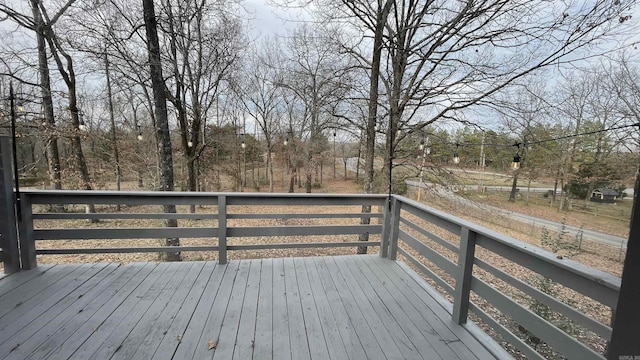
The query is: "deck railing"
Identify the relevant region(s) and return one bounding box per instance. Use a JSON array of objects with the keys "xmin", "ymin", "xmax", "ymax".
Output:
[
  {"xmin": 0, "ymin": 137, "xmax": 623, "ymax": 360},
  {"xmin": 16, "ymin": 190, "xmax": 387, "ymax": 268},
  {"xmin": 385, "ymin": 196, "xmax": 621, "ymax": 360}
]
